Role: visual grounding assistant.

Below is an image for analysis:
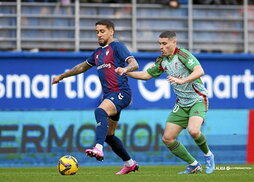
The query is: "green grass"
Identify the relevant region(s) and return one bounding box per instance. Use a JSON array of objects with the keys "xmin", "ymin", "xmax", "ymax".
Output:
[{"xmin": 1, "ymin": 164, "xmax": 253, "ymax": 182}]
